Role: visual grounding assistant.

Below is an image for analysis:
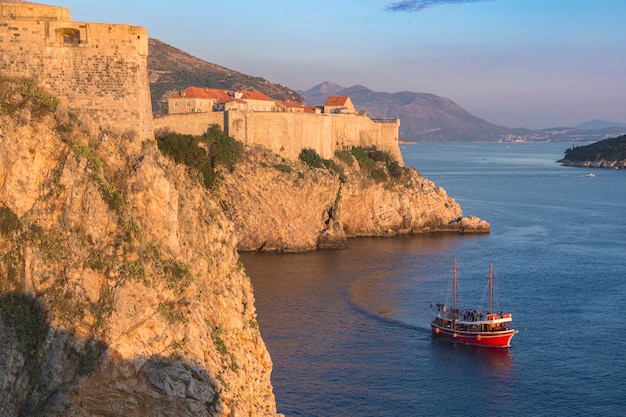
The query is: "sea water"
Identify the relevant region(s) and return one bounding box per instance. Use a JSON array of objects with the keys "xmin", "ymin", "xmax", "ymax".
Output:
[{"xmin": 240, "ymin": 143, "xmax": 626, "ymax": 417}]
